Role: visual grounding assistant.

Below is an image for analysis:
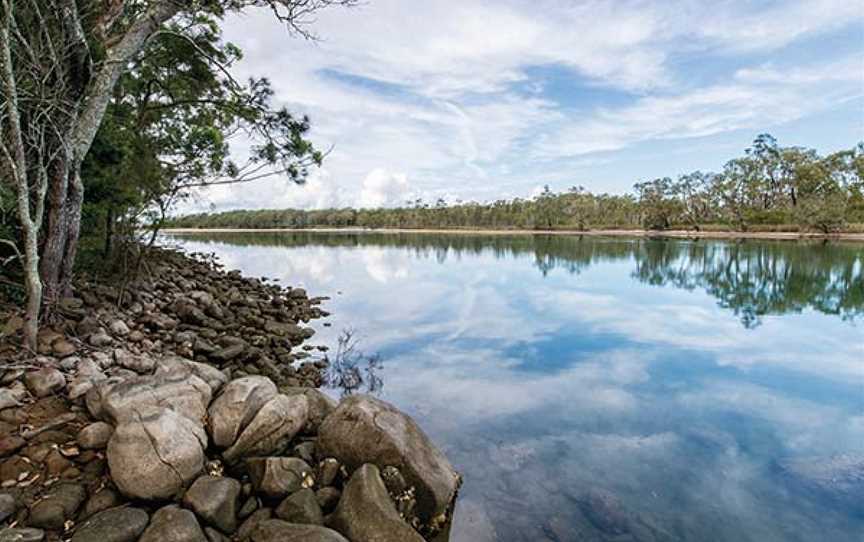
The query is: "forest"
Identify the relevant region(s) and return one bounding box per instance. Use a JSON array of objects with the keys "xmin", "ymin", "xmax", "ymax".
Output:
[{"xmin": 170, "ymin": 135, "xmax": 864, "ymax": 234}]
